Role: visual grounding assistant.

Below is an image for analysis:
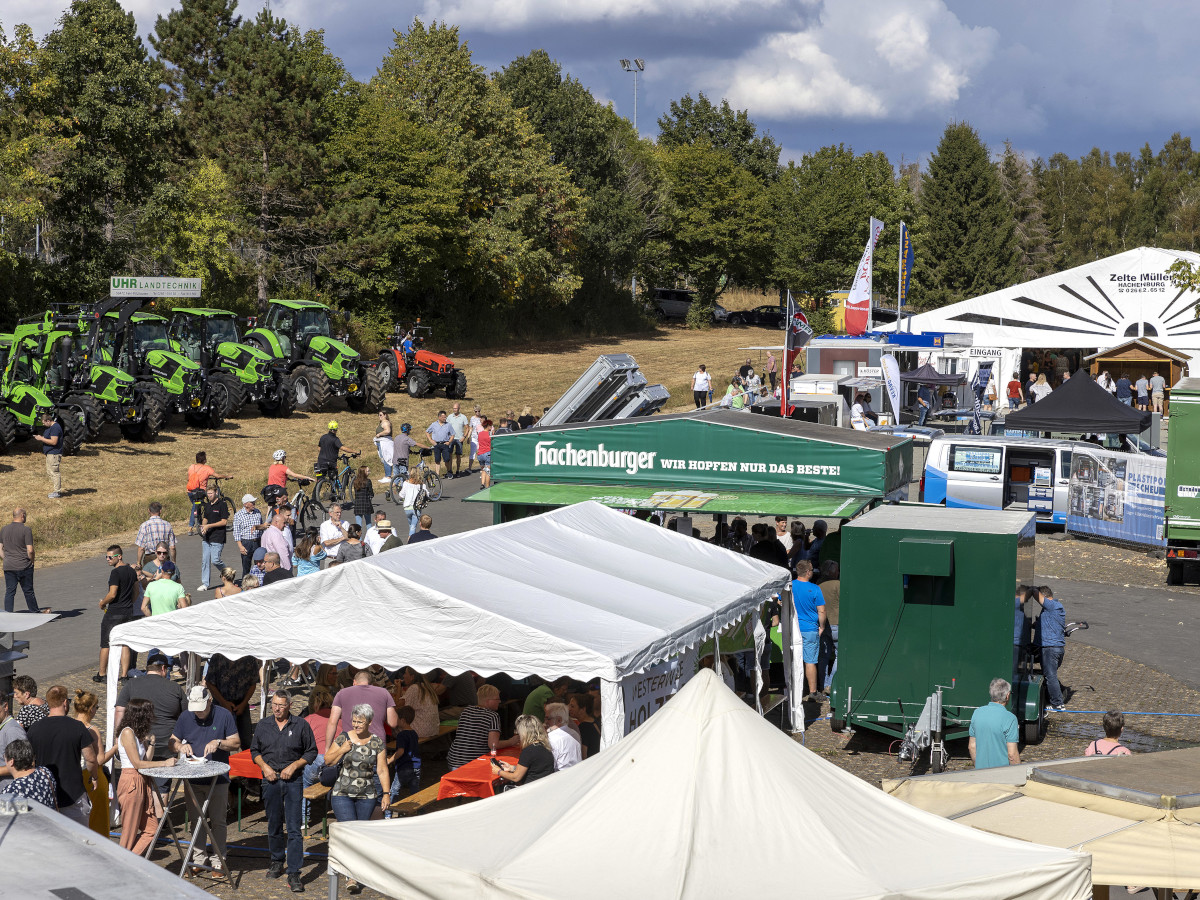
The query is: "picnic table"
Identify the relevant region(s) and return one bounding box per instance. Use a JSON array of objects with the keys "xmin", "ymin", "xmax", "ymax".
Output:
[{"xmin": 437, "ymin": 754, "xmax": 518, "ymax": 801}]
